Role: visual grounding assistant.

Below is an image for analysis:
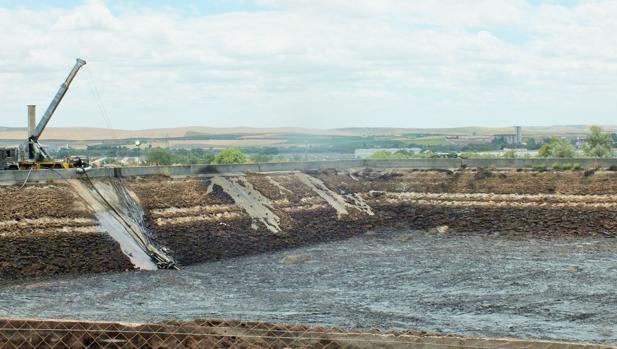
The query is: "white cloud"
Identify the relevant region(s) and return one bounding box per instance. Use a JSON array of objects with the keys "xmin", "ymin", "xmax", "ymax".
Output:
[{"xmin": 0, "ymin": 0, "xmax": 617, "ymax": 129}]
